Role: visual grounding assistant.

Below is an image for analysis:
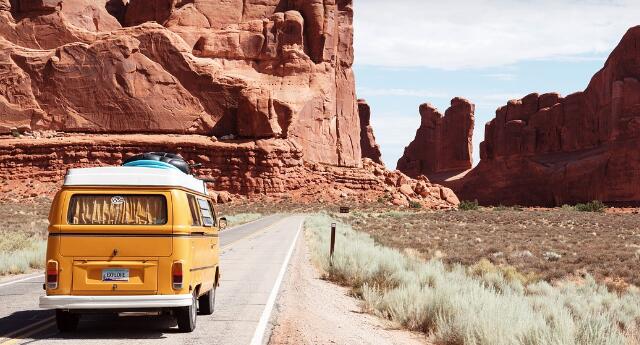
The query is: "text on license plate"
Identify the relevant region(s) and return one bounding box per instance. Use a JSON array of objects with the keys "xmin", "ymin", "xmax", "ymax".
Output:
[{"xmin": 102, "ymin": 269, "xmax": 129, "ymax": 282}]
